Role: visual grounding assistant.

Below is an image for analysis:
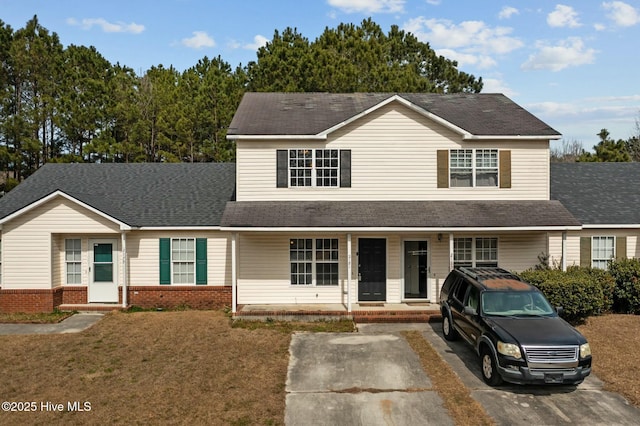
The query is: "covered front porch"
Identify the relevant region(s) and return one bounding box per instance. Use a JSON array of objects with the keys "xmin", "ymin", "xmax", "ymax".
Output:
[{"xmin": 233, "ymin": 302, "xmax": 442, "ymax": 323}]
